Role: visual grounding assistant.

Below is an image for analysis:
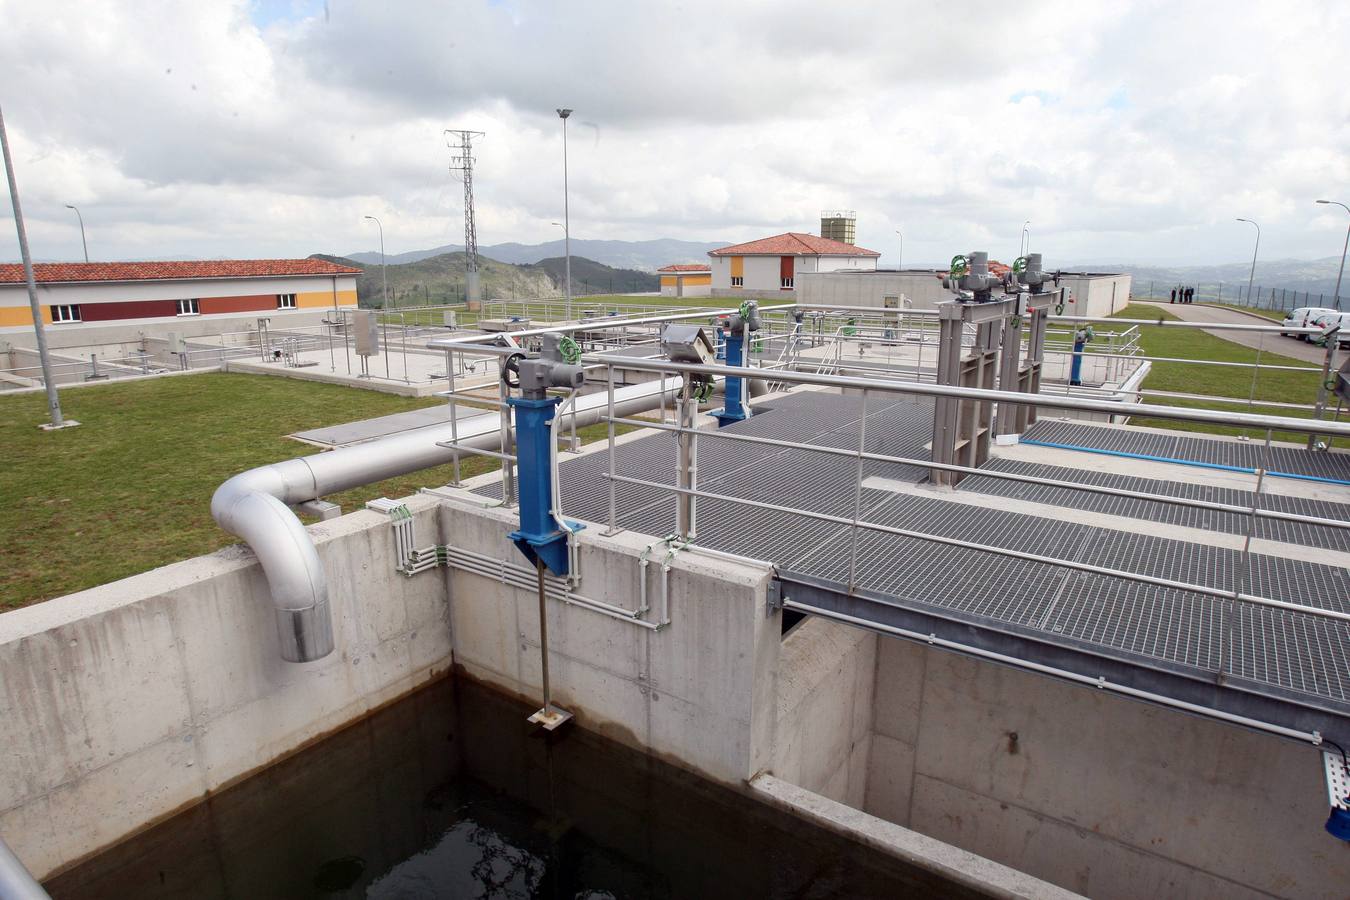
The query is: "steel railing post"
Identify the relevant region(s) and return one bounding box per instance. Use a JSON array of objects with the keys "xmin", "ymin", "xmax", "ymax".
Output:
[
  {"xmin": 1219, "ymin": 430, "xmax": 1271, "ymax": 682},
  {"xmin": 846, "ymin": 388, "xmax": 870, "ymax": 592},
  {"xmin": 1309, "ymin": 333, "xmax": 1339, "ymax": 449},
  {"xmin": 498, "ymin": 358, "xmax": 516, "ymax": 506},
  {"xmin": 448, "ymin": 349, "xmax": 461, "ymax": 485},
  {"xmin": 606, "ymin": 363, "xmax": 618, "ymax": 535}
]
